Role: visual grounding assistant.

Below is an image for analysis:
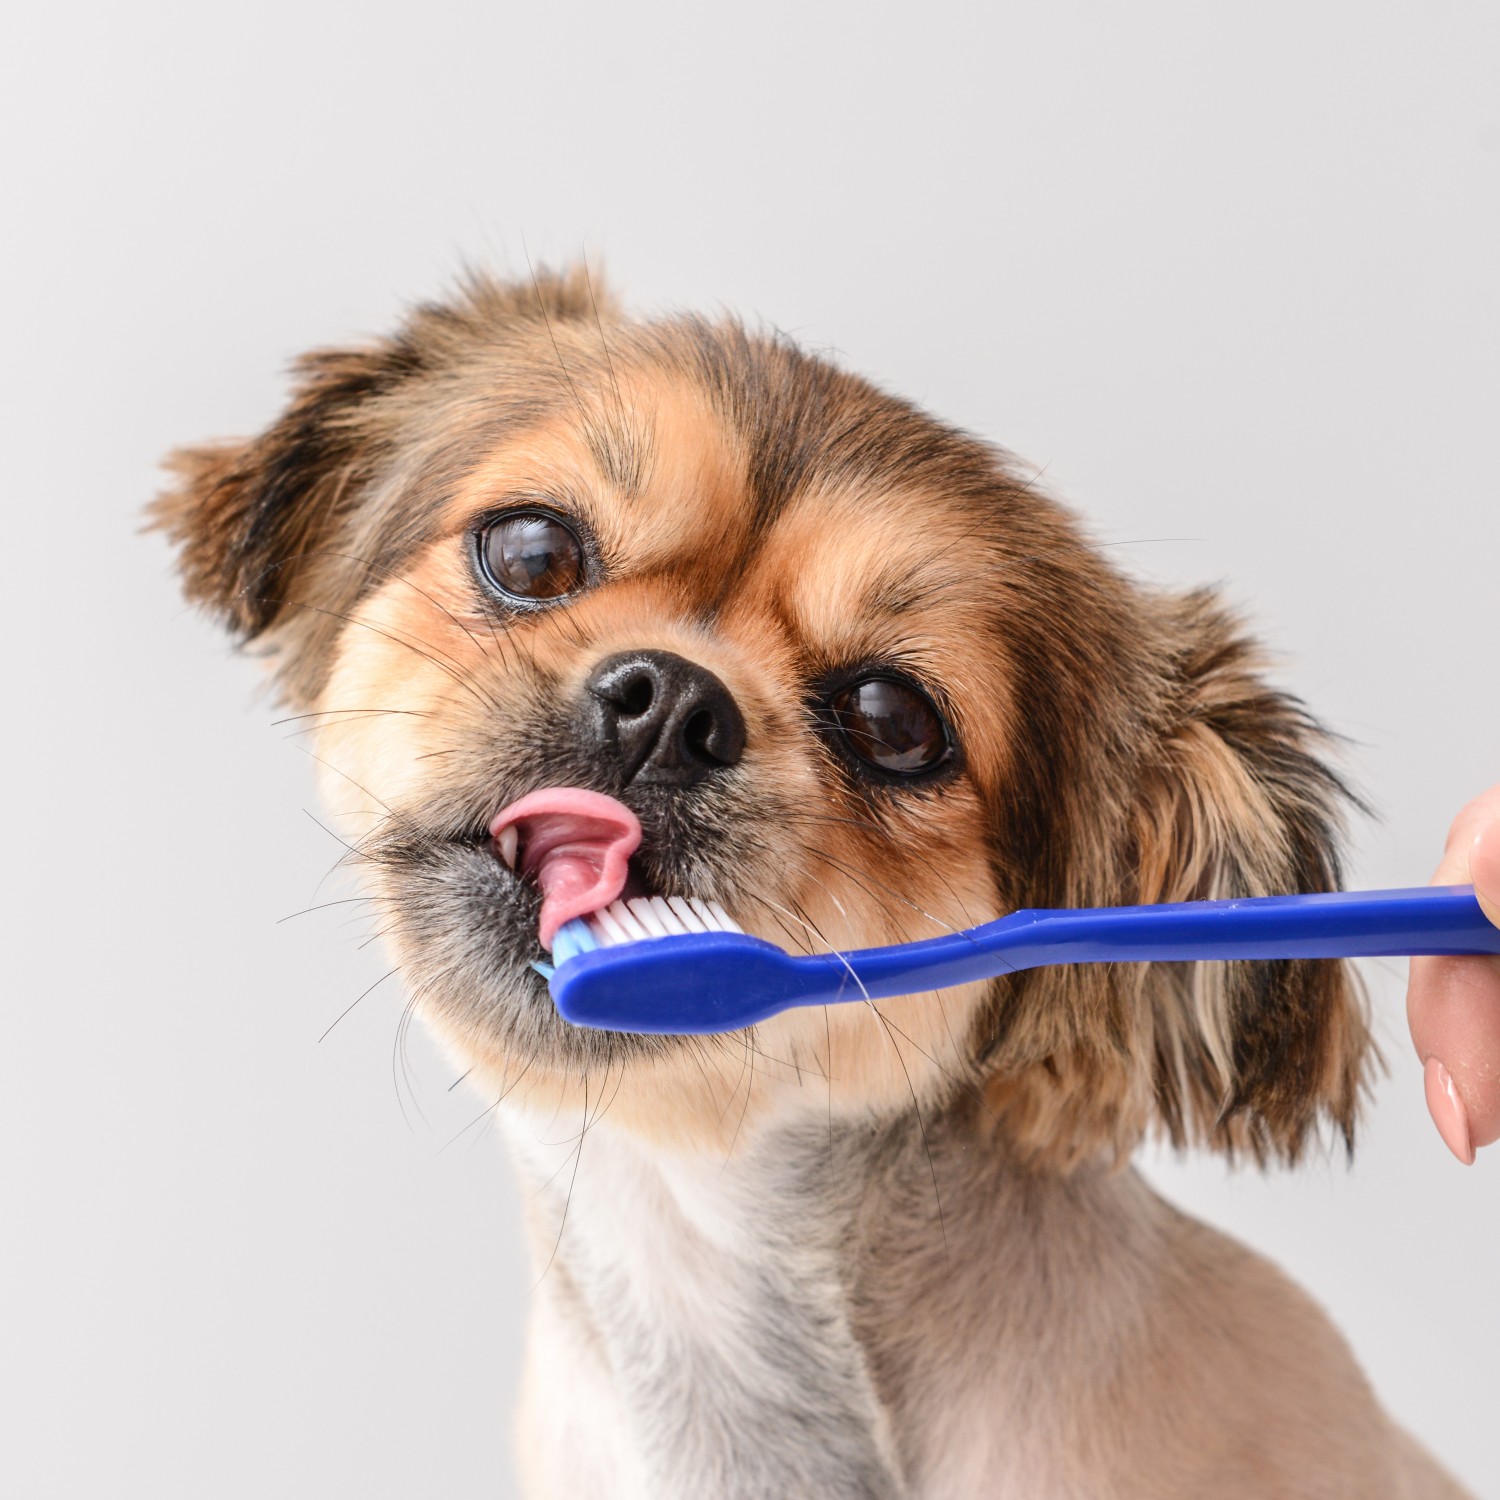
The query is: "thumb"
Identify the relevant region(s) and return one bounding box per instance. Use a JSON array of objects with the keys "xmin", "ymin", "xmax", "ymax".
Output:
[
  {"xmin": 1471, "ymin": 821, "xmax": 1500, "ymax": 929},
  {"xmin": 1407, "ymin": 789, "xmax": 1500, "ymax": 1162}
]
